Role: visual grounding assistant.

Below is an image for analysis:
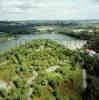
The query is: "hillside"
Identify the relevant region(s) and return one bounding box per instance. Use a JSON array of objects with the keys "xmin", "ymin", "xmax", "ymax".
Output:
[{"xmin": 0, "ymin": 39, "xmax": 83, "ymax": 100}]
